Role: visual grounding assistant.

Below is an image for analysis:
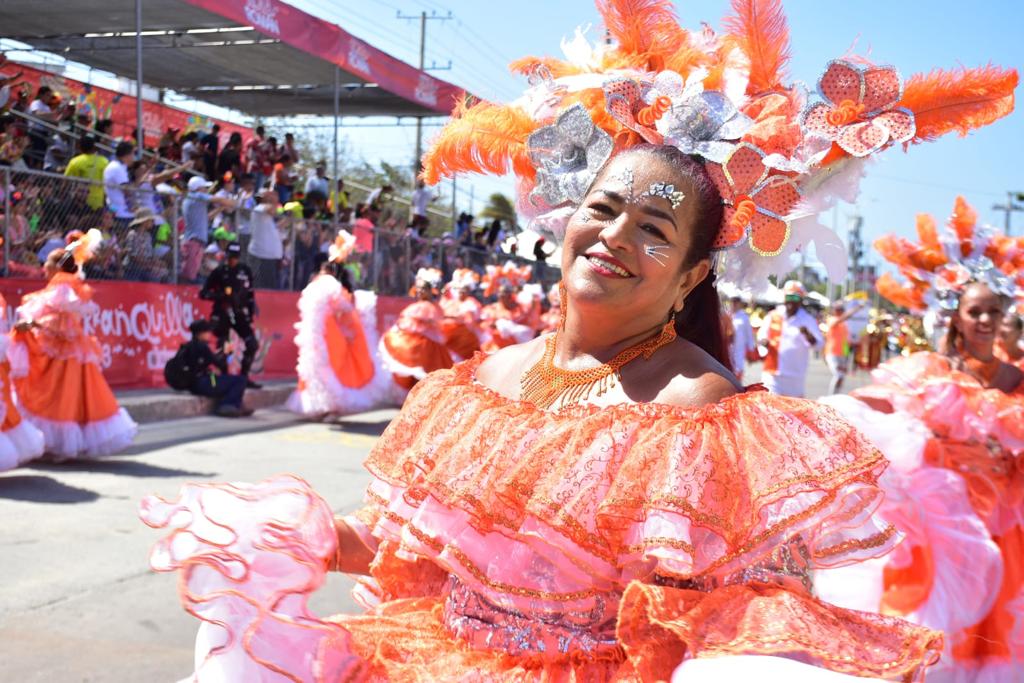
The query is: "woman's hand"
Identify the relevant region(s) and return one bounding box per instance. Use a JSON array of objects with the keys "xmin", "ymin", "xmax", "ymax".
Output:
[{"xmin": 328, "ymin": 516, "xmax": 376, "ymax": 575}]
